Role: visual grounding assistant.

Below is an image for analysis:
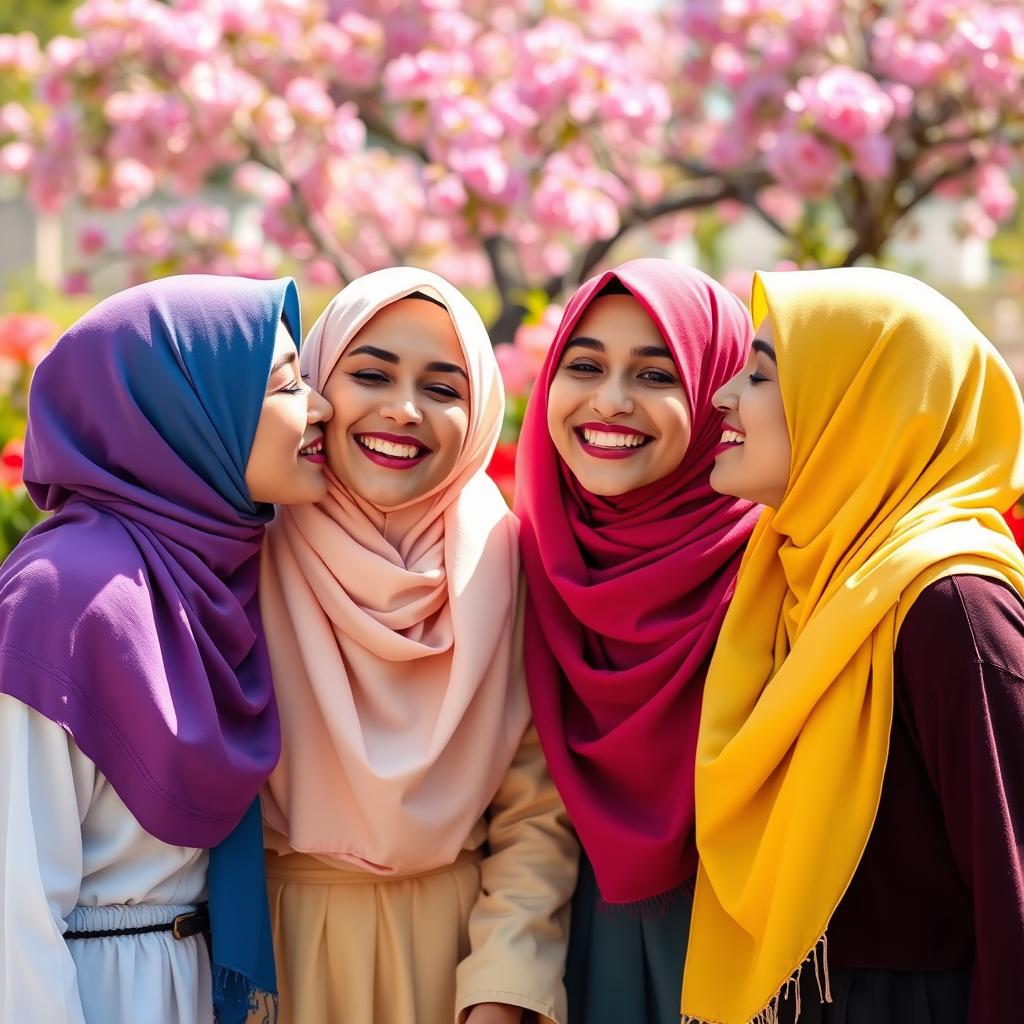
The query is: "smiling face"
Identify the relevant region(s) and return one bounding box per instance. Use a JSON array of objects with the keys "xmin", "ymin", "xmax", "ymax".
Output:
[
  {"xmin": 322, "ymin": 296, "xmax": 470, "ymax": 509},
  {"xmin": 546, "ymin": 293, "xmax": 691, "ymax": 496},
  {"xmin": 709, "ymin": 317, "xmax": 791, "ymax": 508},
  {"xmin": 245, "ymin": 319, "xmax": 334, "ymax": 506}
]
